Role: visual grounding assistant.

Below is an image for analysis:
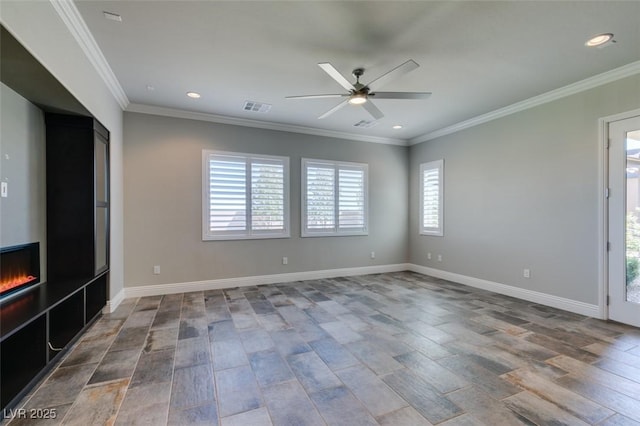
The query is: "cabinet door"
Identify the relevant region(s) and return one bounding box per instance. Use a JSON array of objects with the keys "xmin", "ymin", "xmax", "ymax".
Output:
[
  {"xmin": 95, "ymin": 206, "xmax": 108, "ymax": 274},
  {"xmin": 95, "ymin": 135, "xmax": 108, "ymax": 204},
  {"xmin": 86, "ymin": 274, "xmax": 107, "ymax": 322},
  {"xmin": 94, "ymin": 132, "xmax": 109, "ymax": 274}
]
